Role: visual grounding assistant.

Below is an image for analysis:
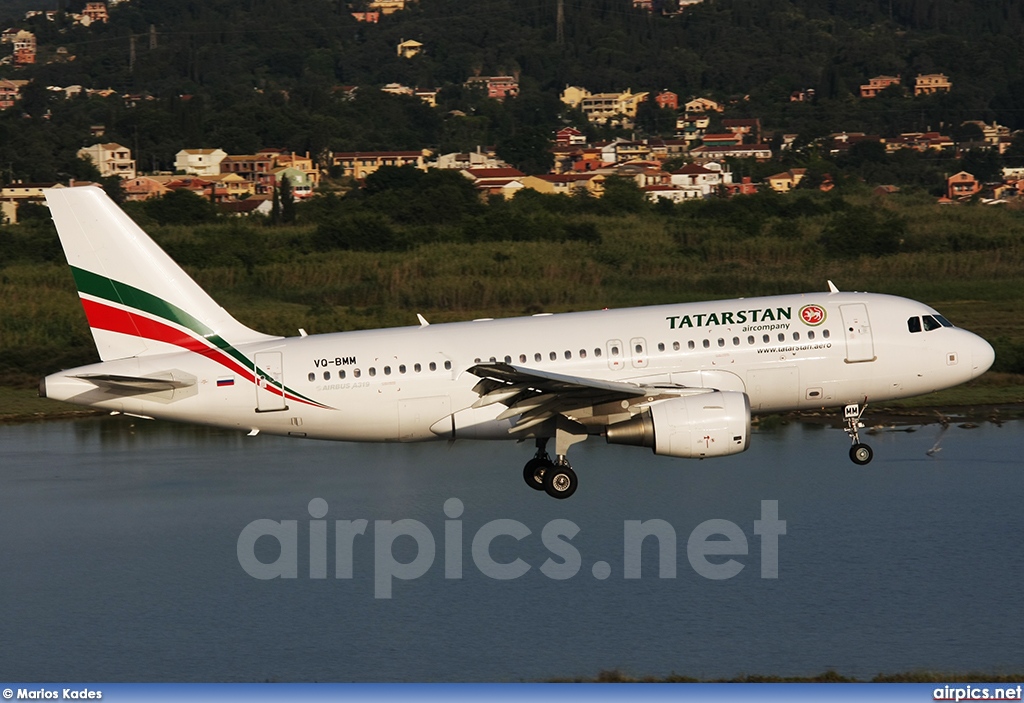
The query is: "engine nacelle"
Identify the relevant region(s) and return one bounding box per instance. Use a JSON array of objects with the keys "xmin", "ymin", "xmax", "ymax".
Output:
[{"xmin": 605, "ymin": 391, "xmax": 751, "ymax": 459}]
